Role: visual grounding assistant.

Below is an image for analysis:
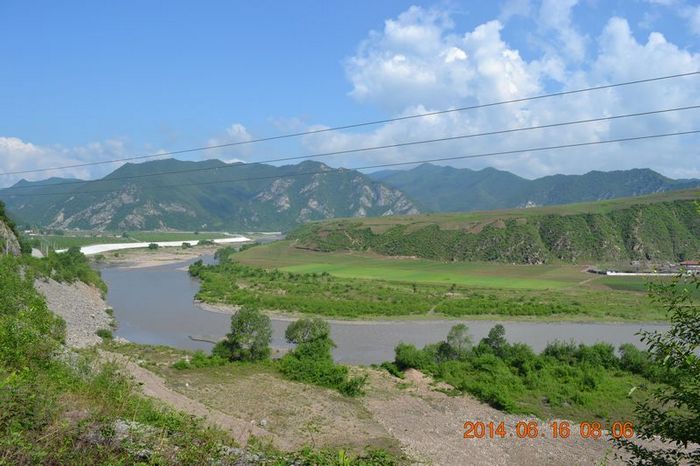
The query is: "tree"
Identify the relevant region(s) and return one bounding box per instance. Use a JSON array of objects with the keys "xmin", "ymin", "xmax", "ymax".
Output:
[
  {"xmin": 212, "ymin": 307, "xmax": 272, "ymax": 361},
  {"xmin": 614, "ymin": 273, "xmax": 699, "ymax": 465},
  {"xmin": 485, "ymin": 324, "xmax": 507, "ymax": 355},
  {"xmin": 445, "ymin": 324, "xmax": 472, "ymax": 358},
  {"xmin": 284, "ymin": 318, "xmax": 330, "ymax": 344}
]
